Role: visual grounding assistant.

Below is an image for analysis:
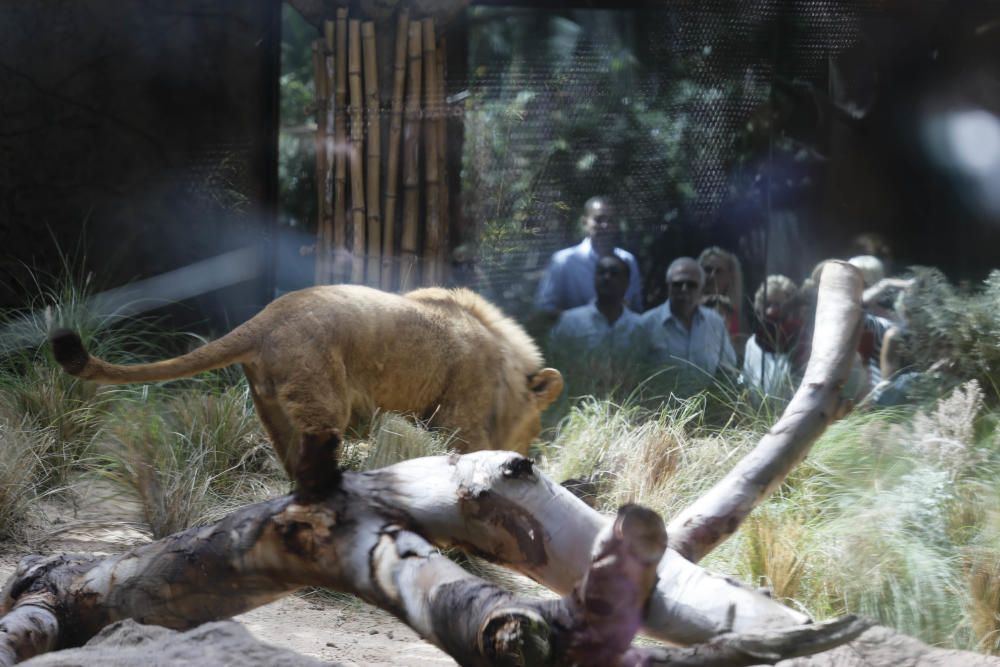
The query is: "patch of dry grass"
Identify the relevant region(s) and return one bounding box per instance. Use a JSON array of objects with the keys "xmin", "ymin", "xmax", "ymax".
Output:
[
  {"xmin": 340, "ymin": 411, "xmax": 454, "ymax": 471},
  {"xmin": 0, "ymin": 408, "xmax": 50, "ymax": 542},
  {"xmin": 96, "ymin": 382, "xmax": 278, "ymax": 538}
]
